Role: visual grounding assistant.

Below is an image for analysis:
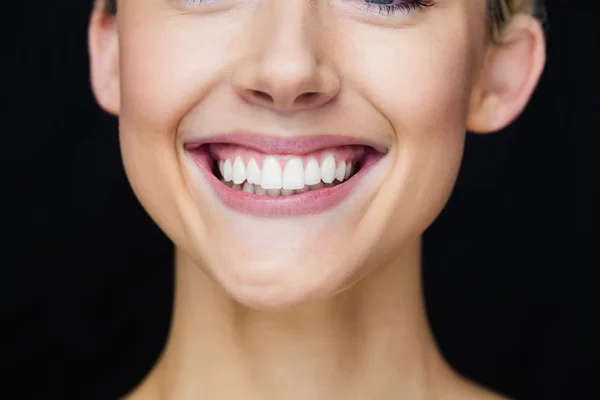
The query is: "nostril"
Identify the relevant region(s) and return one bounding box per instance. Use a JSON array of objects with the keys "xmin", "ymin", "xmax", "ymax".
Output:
[
  {"xmin": 241, "ymin": 89, "xmax": 331, "ymax": 110},
  {"xmin": 296, "ymin": 92, "xmax": 321, "ymax": 105},
  {"xmin": 248, "ymin": 89, "xmax": 274, "ymax": 104}
]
